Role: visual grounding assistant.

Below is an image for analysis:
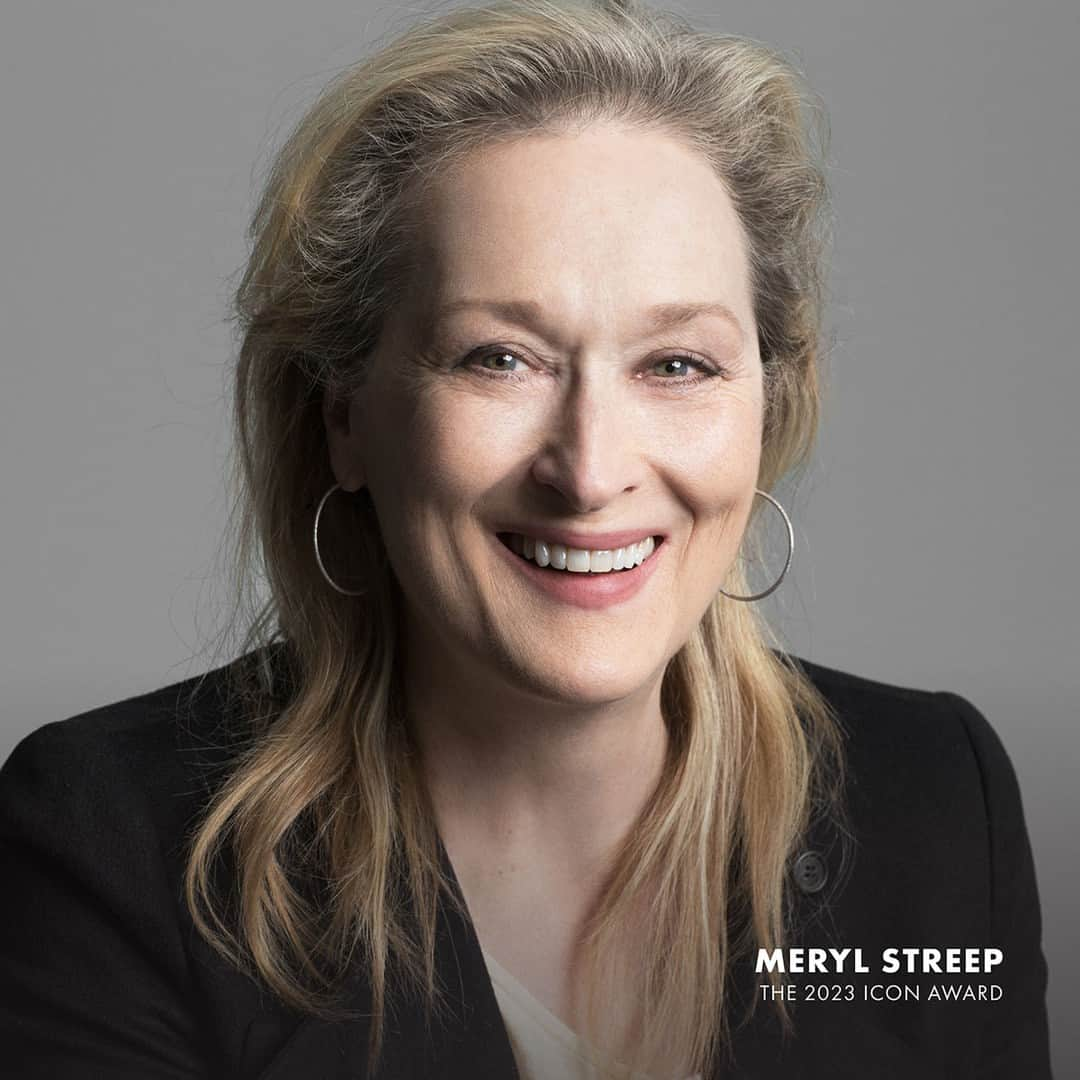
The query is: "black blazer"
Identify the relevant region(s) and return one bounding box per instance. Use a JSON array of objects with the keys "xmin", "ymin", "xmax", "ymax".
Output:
[{"xmin": 0, "ymin": 649, "xmax": 1053, "ymax": 1079}]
